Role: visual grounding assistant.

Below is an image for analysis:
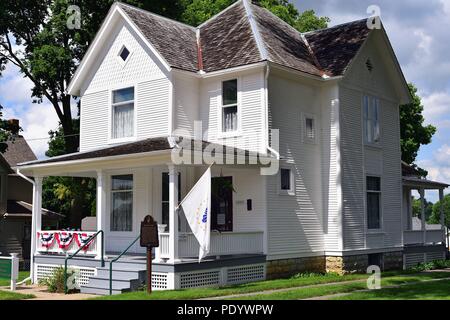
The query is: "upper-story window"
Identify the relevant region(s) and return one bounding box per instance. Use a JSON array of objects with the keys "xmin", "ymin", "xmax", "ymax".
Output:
[
  {"xmin": 302, "ymin": 113, "xmax": 317, "ymax": 144},
  {"xmin": 222, "ymin": 79, "xmax": 238, "ymax": 133},
  {"xmin": 363, "ymin": 95, "xmax": 380, "ymax": 144},
  {"xmin": 112, "ymin": 87, "xmax": 135, "ymax": 140}
]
